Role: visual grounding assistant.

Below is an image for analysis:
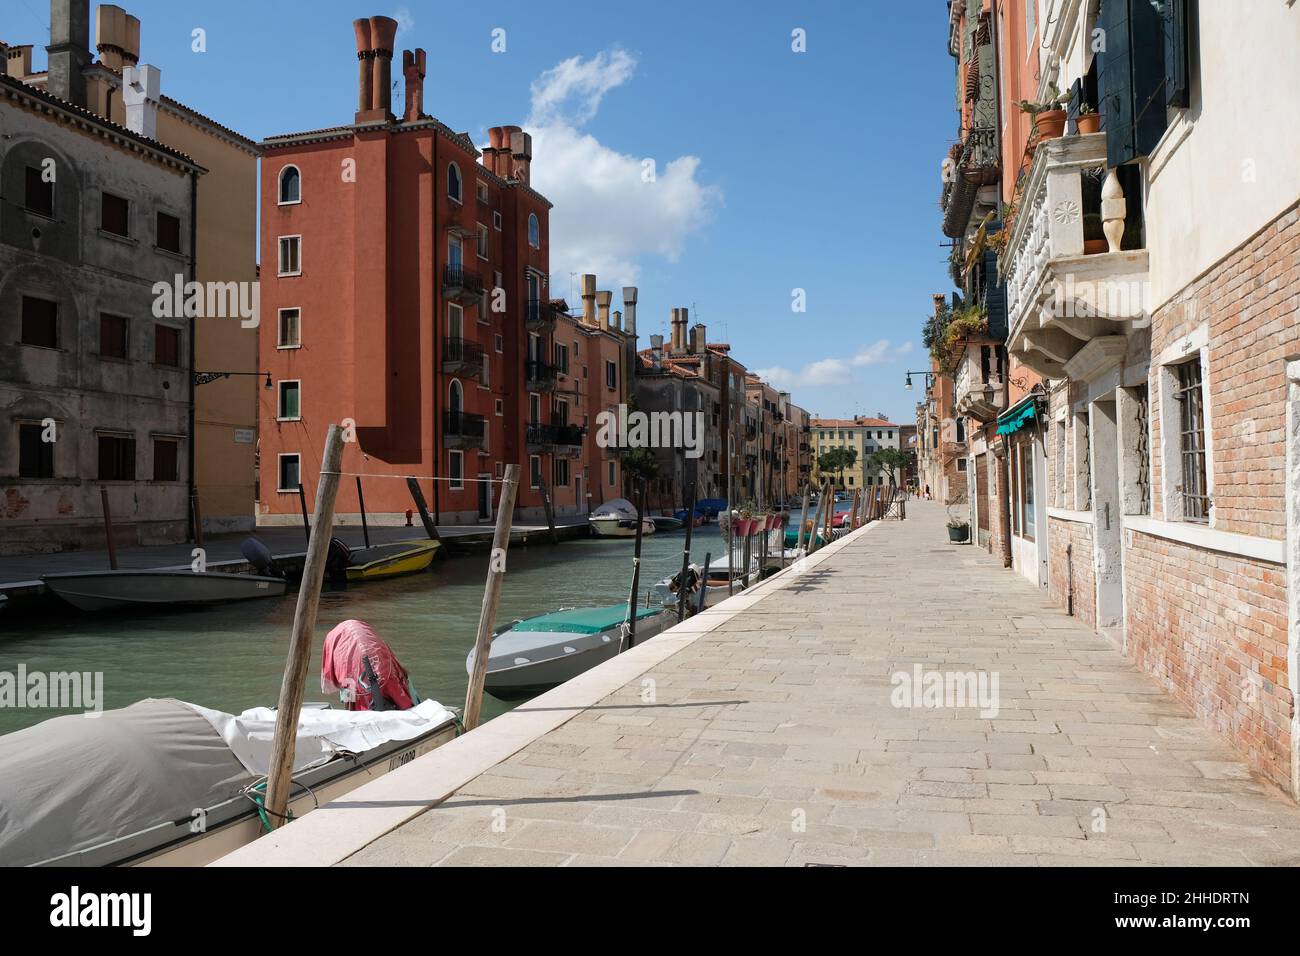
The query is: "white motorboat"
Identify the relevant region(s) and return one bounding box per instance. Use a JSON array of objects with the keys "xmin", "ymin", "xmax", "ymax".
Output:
[
  {"xmin": 467, "ymin": 603, "xmax": 673, "ymax": 700},
  {"xmin": 589, "ymin": 498, "xmax": 656, "ymax": 538},
  {"xmin": 42, "ymin": 568, "xmax": 285, "ymax": 612}
]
